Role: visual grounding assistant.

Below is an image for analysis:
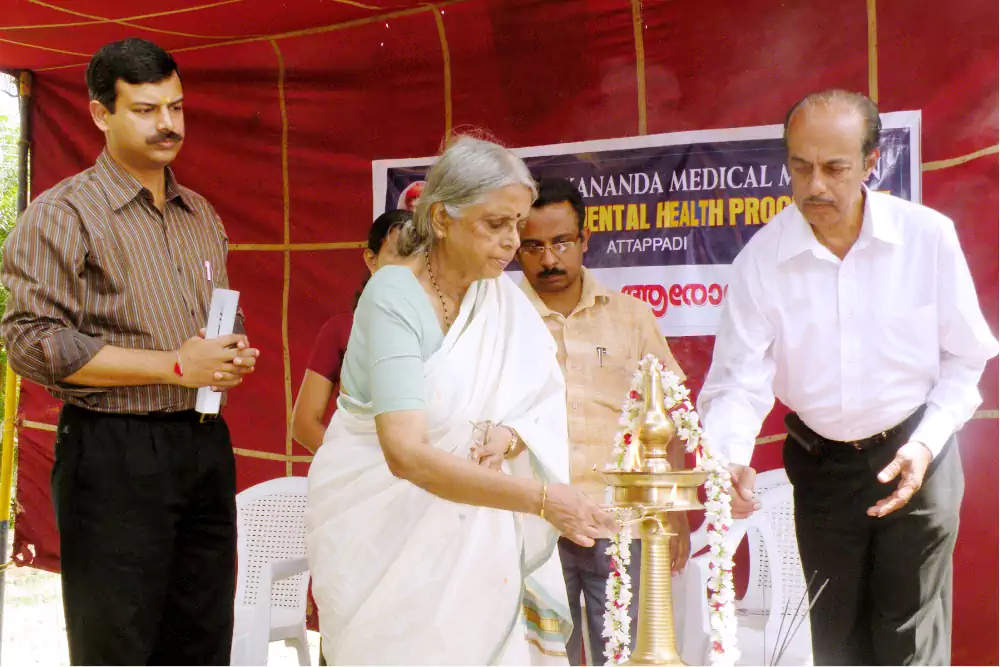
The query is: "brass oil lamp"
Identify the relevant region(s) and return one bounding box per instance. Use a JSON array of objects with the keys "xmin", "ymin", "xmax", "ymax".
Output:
[{"xmin": 601, "ymin": 359, "xmax": 707, "ymax": 665}]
